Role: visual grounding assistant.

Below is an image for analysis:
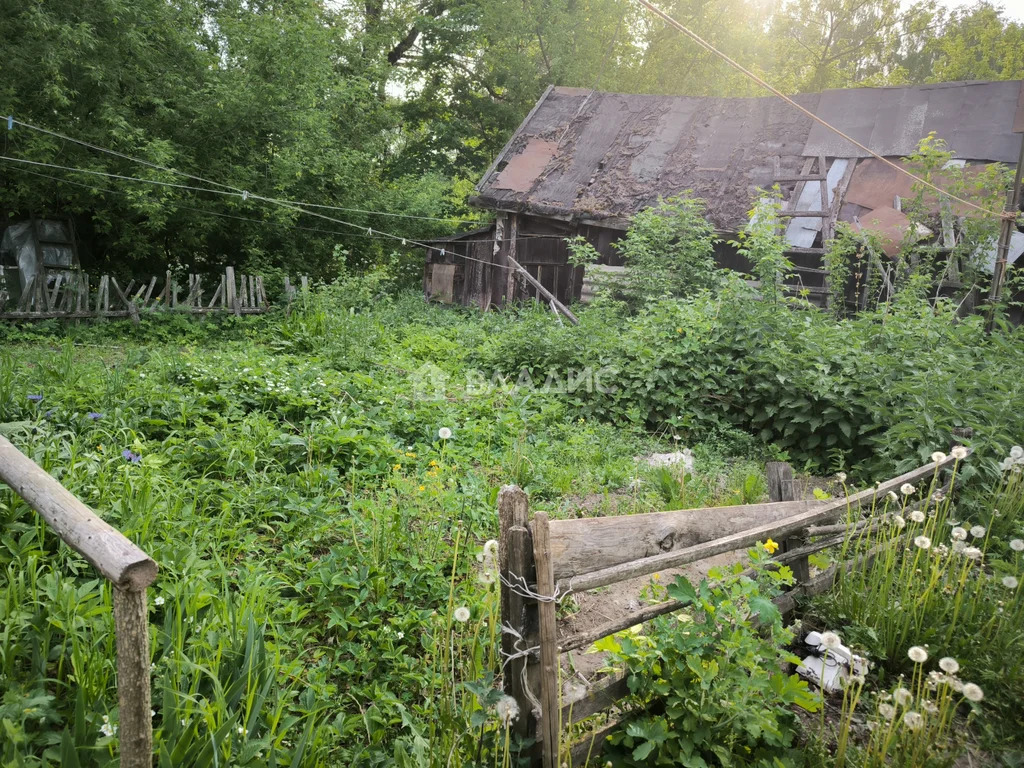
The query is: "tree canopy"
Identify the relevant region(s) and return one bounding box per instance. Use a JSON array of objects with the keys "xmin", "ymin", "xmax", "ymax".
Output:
[{"xmin": 1, "ymin": 0, "xmax": 1021, "ymax": 277}]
